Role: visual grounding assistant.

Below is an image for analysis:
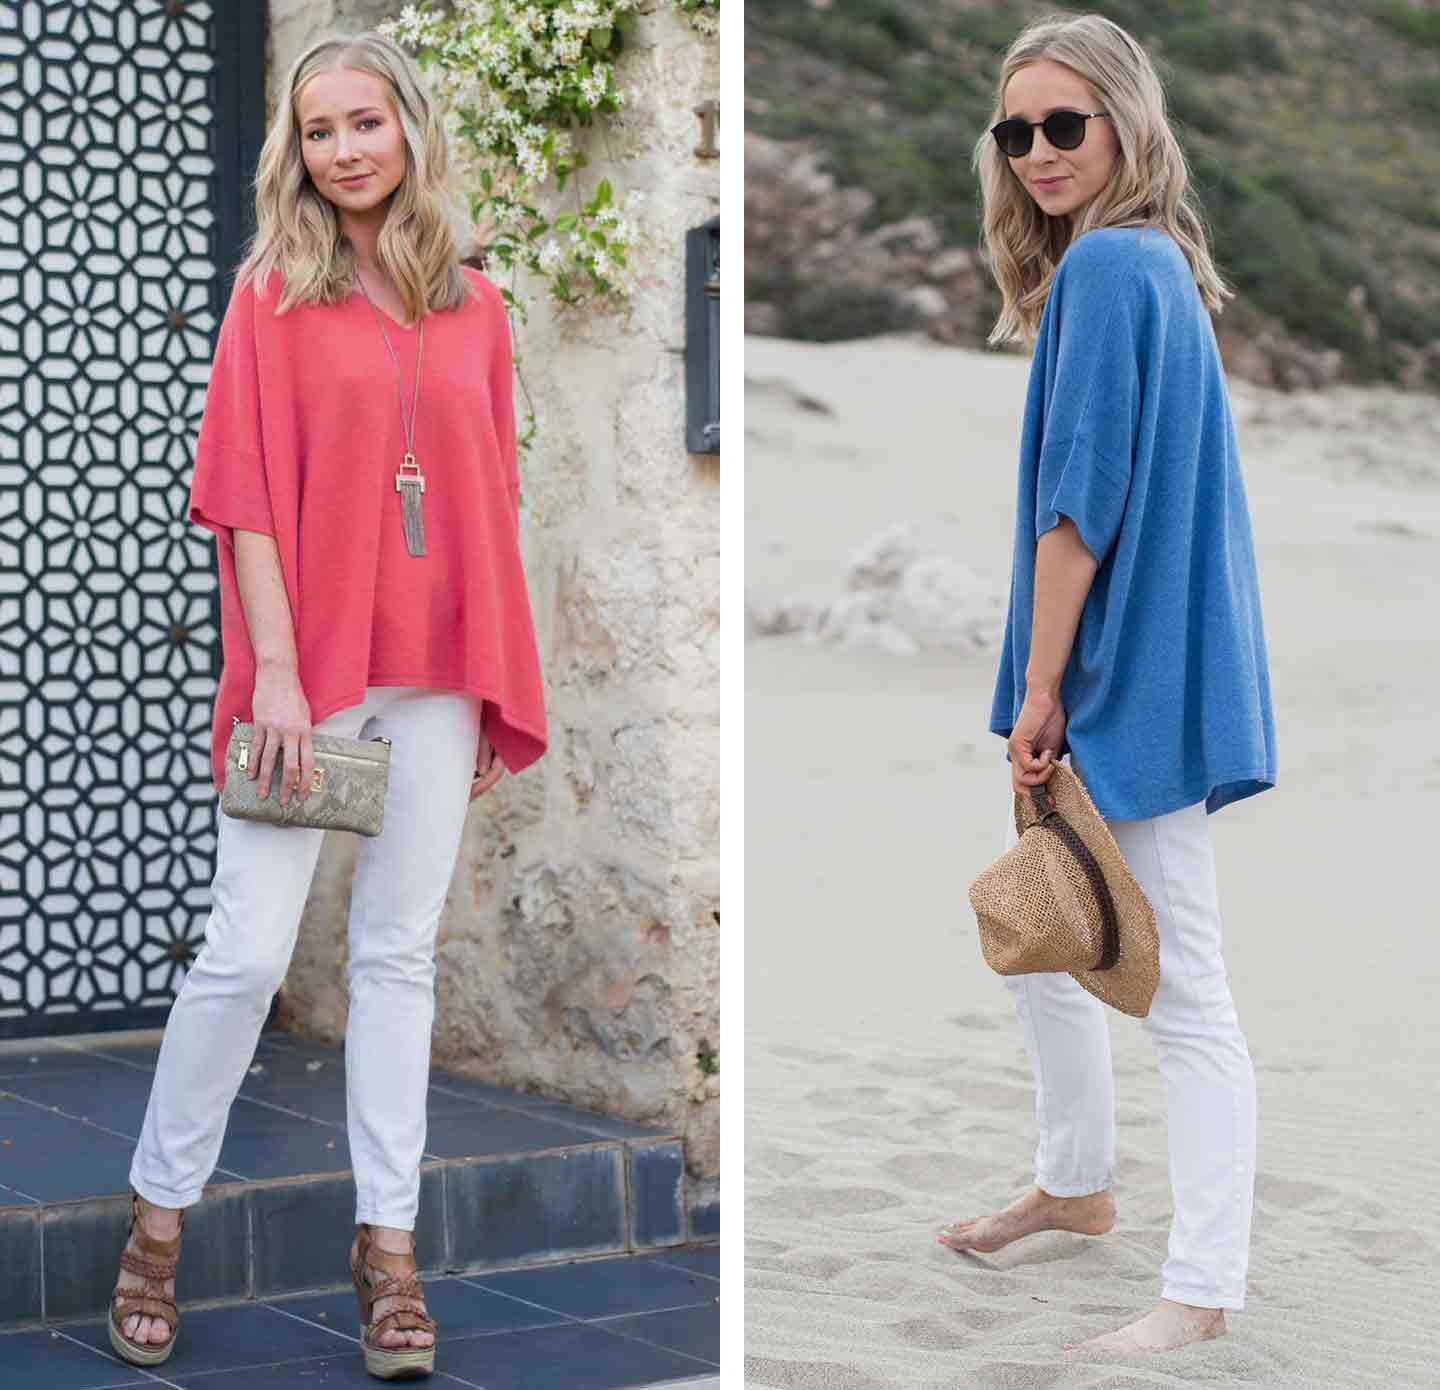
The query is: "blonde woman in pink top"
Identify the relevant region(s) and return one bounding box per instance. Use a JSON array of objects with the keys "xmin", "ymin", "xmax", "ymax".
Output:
[{"xmin": 107, "ymin": 31, "xmax": 547, "ymax": 1379}]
